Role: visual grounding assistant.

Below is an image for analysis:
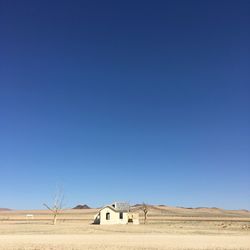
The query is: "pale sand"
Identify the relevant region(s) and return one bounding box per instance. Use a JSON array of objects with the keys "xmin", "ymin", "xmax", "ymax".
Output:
[
  {"xmin": 0, "ymin": 234, "xmax": 250, "ymax": 250},
  {"xmin": 0, "ymin": 207, "xmax": 249, "ymax": 249}
]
